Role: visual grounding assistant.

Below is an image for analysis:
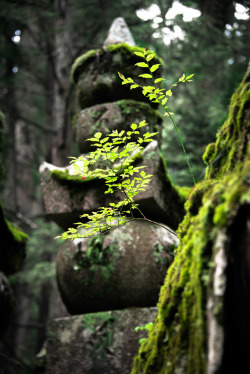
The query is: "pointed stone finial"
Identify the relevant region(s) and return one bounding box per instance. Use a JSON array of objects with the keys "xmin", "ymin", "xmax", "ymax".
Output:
[{"xmin": 103, "ymin": 17, "xmax": 135, "ymax": 47}]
